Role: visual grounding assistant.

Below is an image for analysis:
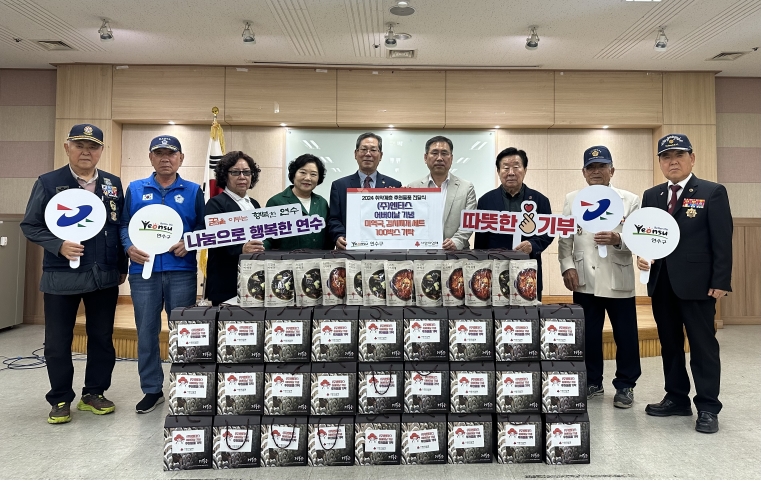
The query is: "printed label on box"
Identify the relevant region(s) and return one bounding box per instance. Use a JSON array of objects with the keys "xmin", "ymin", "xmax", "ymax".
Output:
[
  {"xmin": 267, "ymin": 426, "xmax": 301, "ymax": 450},
  {"xmin": 409, "ymin": 320, "xmax": 441, "ymax": 343},
  {"xmin": 224, "ymin": 372, "xmax": 257, "ymax": 396},
  {"xmin": 410, "ymin": 372, "xmax": 442, "ymax": 395},
  {"xmin": 171, "ymin": 429, "xmax": 205, "ymax": 453},
  {"xmin": 547, "ymin": 374, "xmax": 579, "ymax": 397},
  {"xmin": 176, "ymin": 375, "xmax": 207, "ymax": 398},
  {"xmin": 317, "ymin": 375, "xmax": 350, "ymax": 399},
  {"xmin": 548, "ymin": 423, "xmax": 581, "ymax": 447},
  {"xmin": 544, "ymin": 321, "xmax": 575, "ymax": 345},
  {"xmin": 320, "ymin": 321, "xmax": 352, "ymax": 345},
  {"xmin": 178, "ymin": 323, "xmax": 209, "ymax": 347},
  {"xmin": 453, "ymin": 425, "xmax": 484, "ymax": 448},
  {"xmin": 272, "ymin": 374, "xmax": 303, "ymax": 397},
  {"xmin": 366, "ymin": 373, "xmax": 398, "ymax": 398},
  {"xmin": 407, "ymin": 429, "xmax": 439, "ymax": 453},
  {"xmin": 504, "ymin": 423, "xmax": 535, "ymax": 447},
  {"xmin": 315, "ymin": 426, "xmax": 347, "ymax": 450},
  {"xmin": 271, "ymin": 322, "xmax": 303, "ymax": 345},
  {"xmin": 501, "ymin": 372, "xmax": 533, "ymax": 396},
  {"xmin": 456, "ymin": 373, "xmax": 489, "ymax": 396},
  {"xmin": 219, "ymin": 428, "xmax": 253, "ymax": 453},
  {"xmin": 365, "ymin": 429, "xmax": 396, "ymax": 452},
  {"xmin": 366, "ymin": 322, "xmax": 397, "ymax": 344},
  {"xmin": 224, "ymin": 321, "xmax": 257, "ymax": 346},
  {"xmin": 499, "ymin": 321, "xmax": 532, "ymax": 344},
  {"xmin": 455, "ymin": 321, "xmax": 487, "ymax": 344}
]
